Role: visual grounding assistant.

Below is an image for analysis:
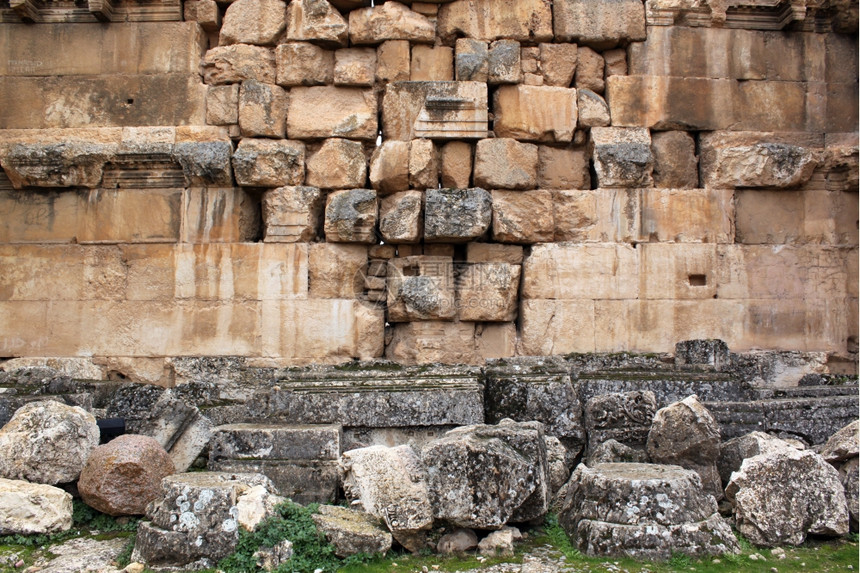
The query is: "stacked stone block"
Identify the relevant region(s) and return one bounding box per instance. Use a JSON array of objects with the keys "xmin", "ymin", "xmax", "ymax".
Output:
[{"xmin": 0, "ymin": 0, "xmax": 856, "ymax": 370}]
